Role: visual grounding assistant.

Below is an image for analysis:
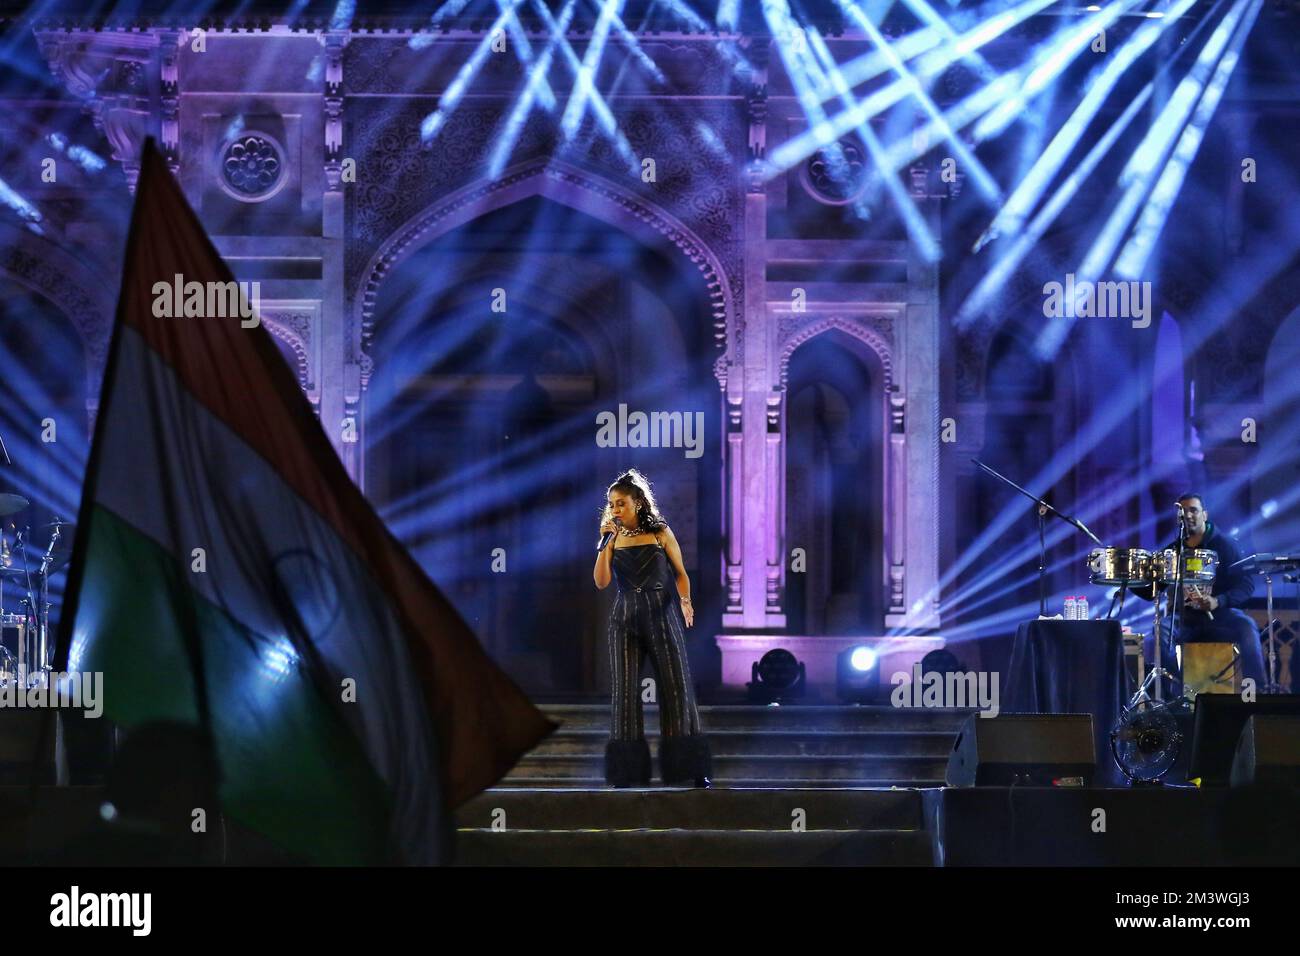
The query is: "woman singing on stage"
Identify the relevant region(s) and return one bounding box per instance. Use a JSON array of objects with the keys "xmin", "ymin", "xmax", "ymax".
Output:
[{"xmin": 593, "ymin": 469, "xmax": 712, "ymax": 788}]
